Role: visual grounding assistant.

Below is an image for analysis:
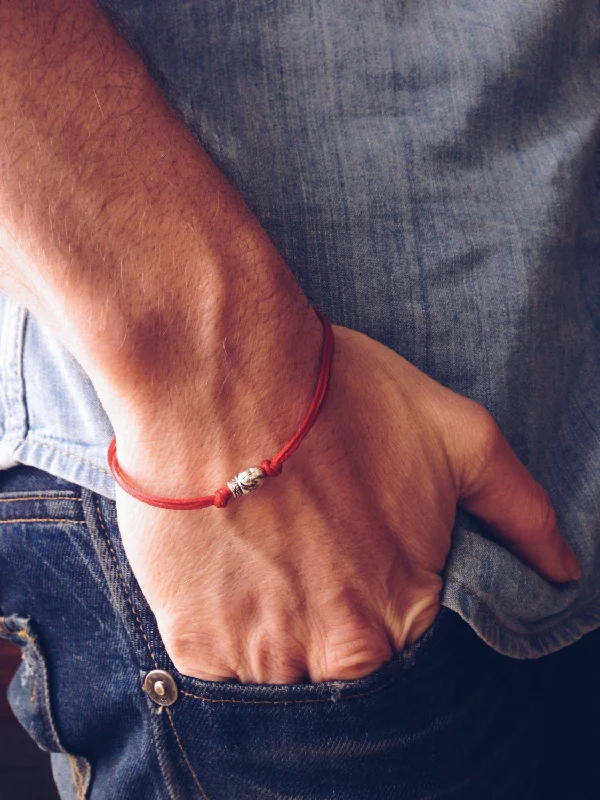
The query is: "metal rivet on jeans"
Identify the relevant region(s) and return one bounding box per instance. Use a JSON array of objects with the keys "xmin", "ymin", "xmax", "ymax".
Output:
[
  {"xmin": 143, "ymin": 670, "xmax": 178, "ymax": 706},
  {"xmin": 0, "ymin": 617, "xmax": 10, "ymax": 636}
]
